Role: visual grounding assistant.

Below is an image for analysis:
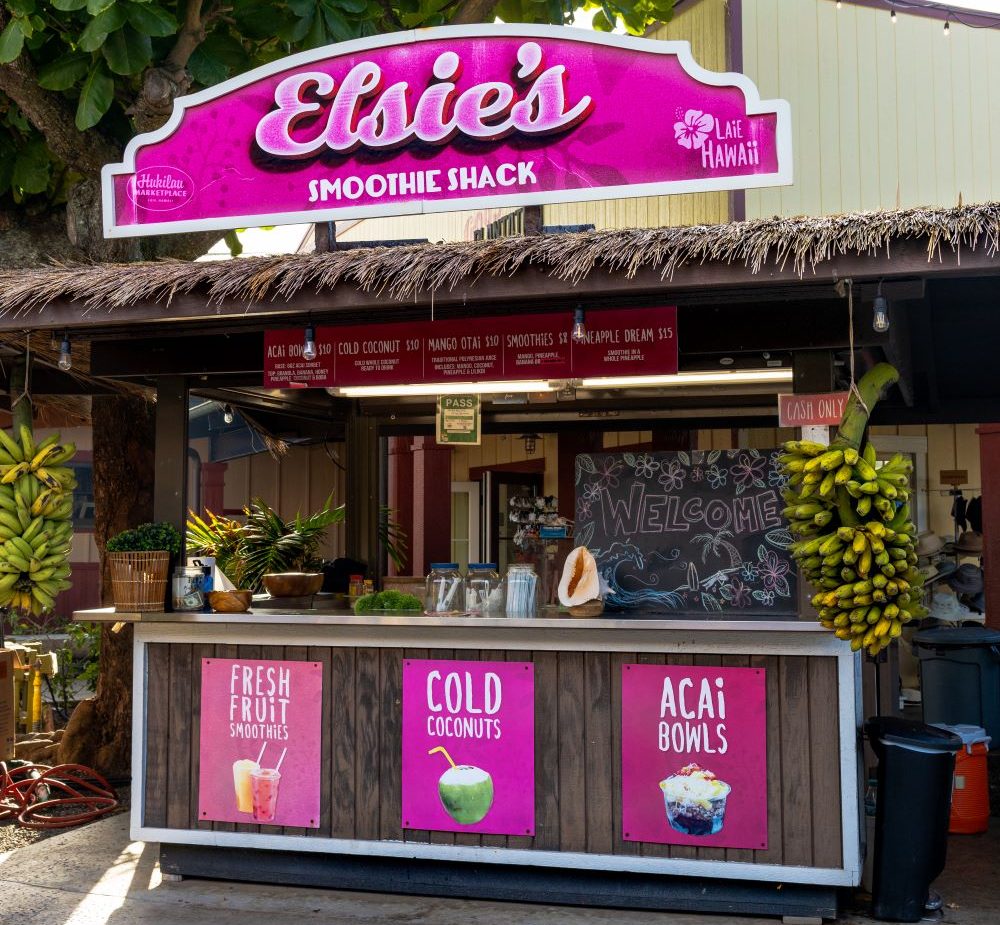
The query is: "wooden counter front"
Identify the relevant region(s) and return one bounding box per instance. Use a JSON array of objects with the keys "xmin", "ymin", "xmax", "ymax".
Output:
[{"xmin": 86, "ymin": 612, "xmax": 861, "ymax": 890}]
